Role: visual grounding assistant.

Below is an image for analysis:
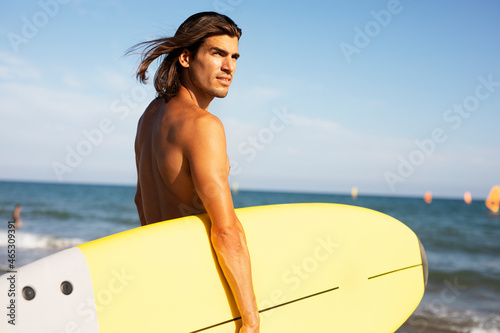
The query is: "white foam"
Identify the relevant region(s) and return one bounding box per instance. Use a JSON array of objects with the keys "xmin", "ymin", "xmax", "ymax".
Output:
[
  {"xmin": 0, "ymin": 231, "xmax": 84, "ymax": 250},
  {"xmin": 408, "ymin": 302, "xmax": 500, "ymax": 333}
]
